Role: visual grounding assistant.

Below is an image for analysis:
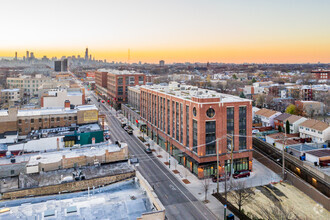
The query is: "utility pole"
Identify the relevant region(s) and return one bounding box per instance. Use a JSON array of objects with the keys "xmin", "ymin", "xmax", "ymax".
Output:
[
  {"xmin": 224, "ymin": 165, "xmax": 227, "ymax": 220},
  {"xmin": 282, "ymin": 131, "xmax": 286, "ymax": 180},
  {"xmin": 229, "ymin": 134, "xmax": 234, "ymax": 180},
  {"xmin": 216, "ymin": 139, "xmax": 219, "ymax": 193}
]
